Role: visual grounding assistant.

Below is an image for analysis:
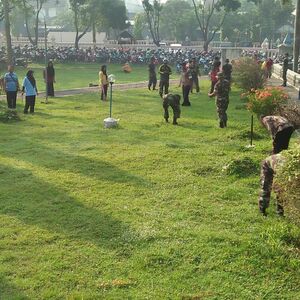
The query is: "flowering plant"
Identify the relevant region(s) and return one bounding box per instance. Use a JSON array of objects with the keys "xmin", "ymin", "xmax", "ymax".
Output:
[{"xmin": 242, "ymin": 87, "xmax": 289, "ymax": 117}]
